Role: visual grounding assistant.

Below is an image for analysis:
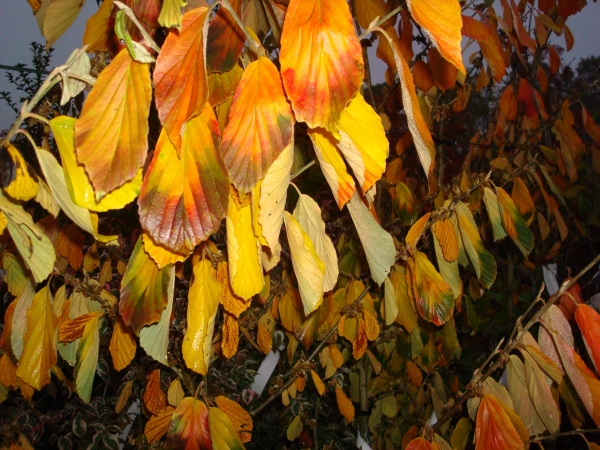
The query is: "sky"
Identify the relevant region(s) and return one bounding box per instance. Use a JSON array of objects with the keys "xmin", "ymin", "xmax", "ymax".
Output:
[{"xmin": 1, "ymin": 0, "xmax": 599, "ymax": 130}]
